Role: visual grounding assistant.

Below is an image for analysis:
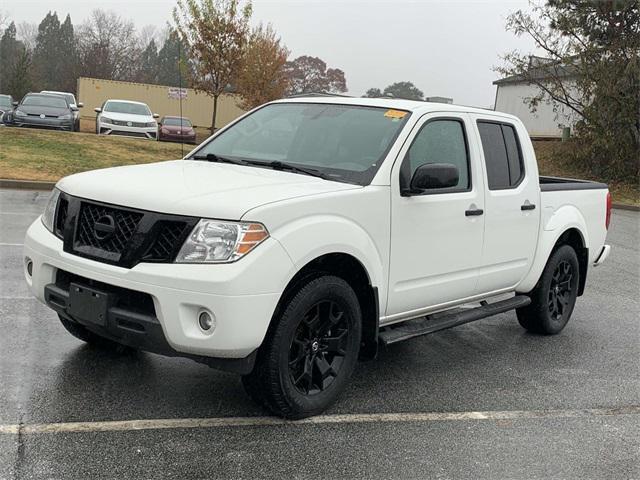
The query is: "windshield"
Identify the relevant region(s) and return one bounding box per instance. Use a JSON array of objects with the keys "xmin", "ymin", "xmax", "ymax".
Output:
[
  {"xmin": 191, "ymin": 103, "xmax": 410, "ymax": 185},
  {"xmin": 0, "ymin": 96, "xmax": 11, "ymax": 109},
  {"xmin": 43, "ymin": 92, "xmax": 76, "ymax": 105},
  {"xmin": 104, "ymin": 101, "xmax": 151, "ymax": 116},
  {"xmin": 164, "ymin": 117, "xmax": 192, "ymax": 127},
  {"xmin": 22, "ymin": 95, "xmax": 68, "ymax": 109}
]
